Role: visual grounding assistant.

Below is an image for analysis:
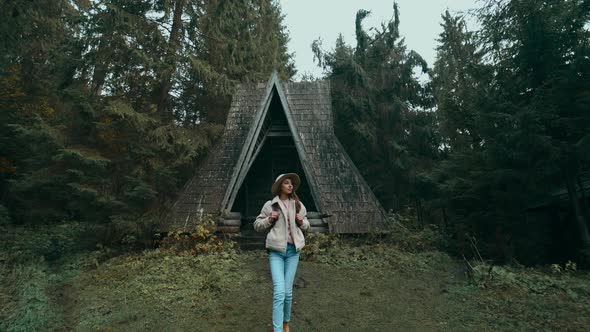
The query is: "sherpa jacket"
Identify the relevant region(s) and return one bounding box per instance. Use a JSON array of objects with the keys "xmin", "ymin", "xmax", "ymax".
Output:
[{"xmin": 253, "ymin": 195, "xmax": 310, "ymax": 253}]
